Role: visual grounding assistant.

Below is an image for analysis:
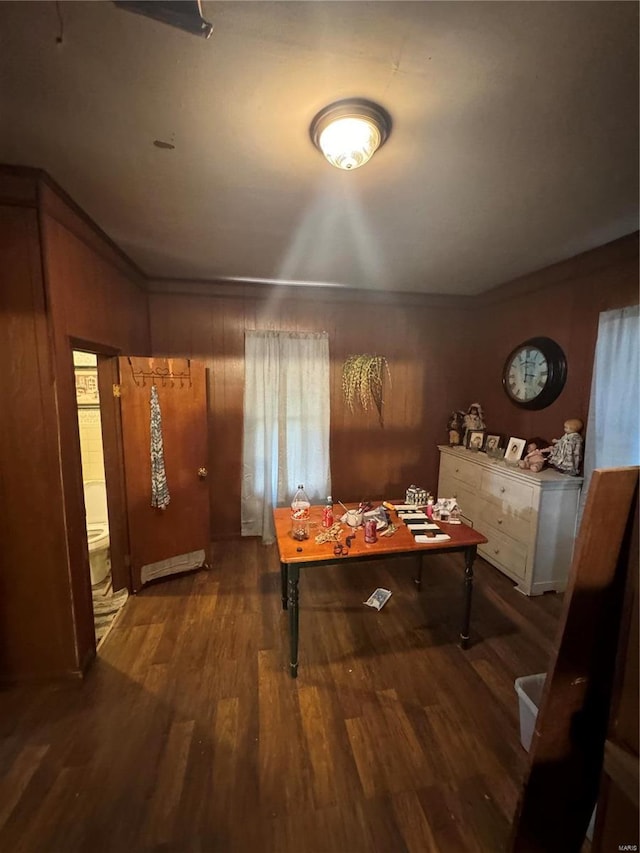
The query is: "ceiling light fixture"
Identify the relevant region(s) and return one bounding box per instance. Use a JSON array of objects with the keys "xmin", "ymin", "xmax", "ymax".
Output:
[{"xmin": 310, "ymin": 98, "xmax": 392, "ymax": 171}]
